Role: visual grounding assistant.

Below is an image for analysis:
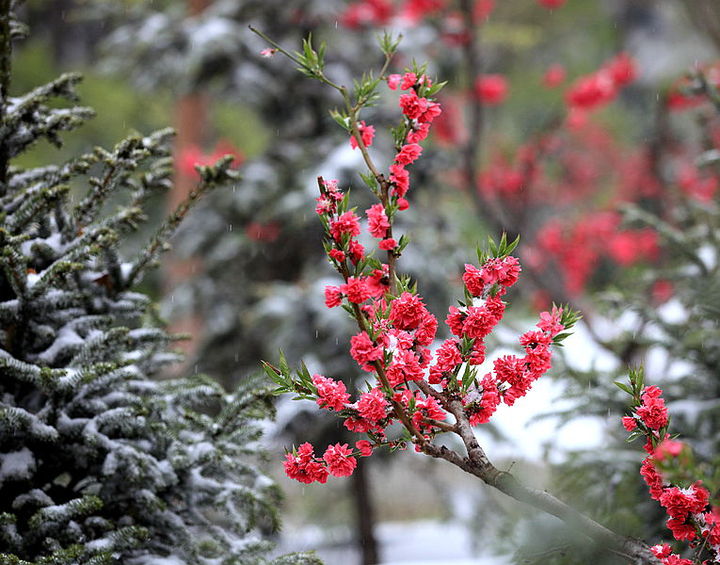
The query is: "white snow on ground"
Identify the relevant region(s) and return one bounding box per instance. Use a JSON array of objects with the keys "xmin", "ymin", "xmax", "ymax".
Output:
[
  {"xmin": 377, "ymin": 521, "xmax": 510, "ymax": 565},
  {"xmin": 278, "ymin": 520, "xmax": 511, "ymax": 565}
]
